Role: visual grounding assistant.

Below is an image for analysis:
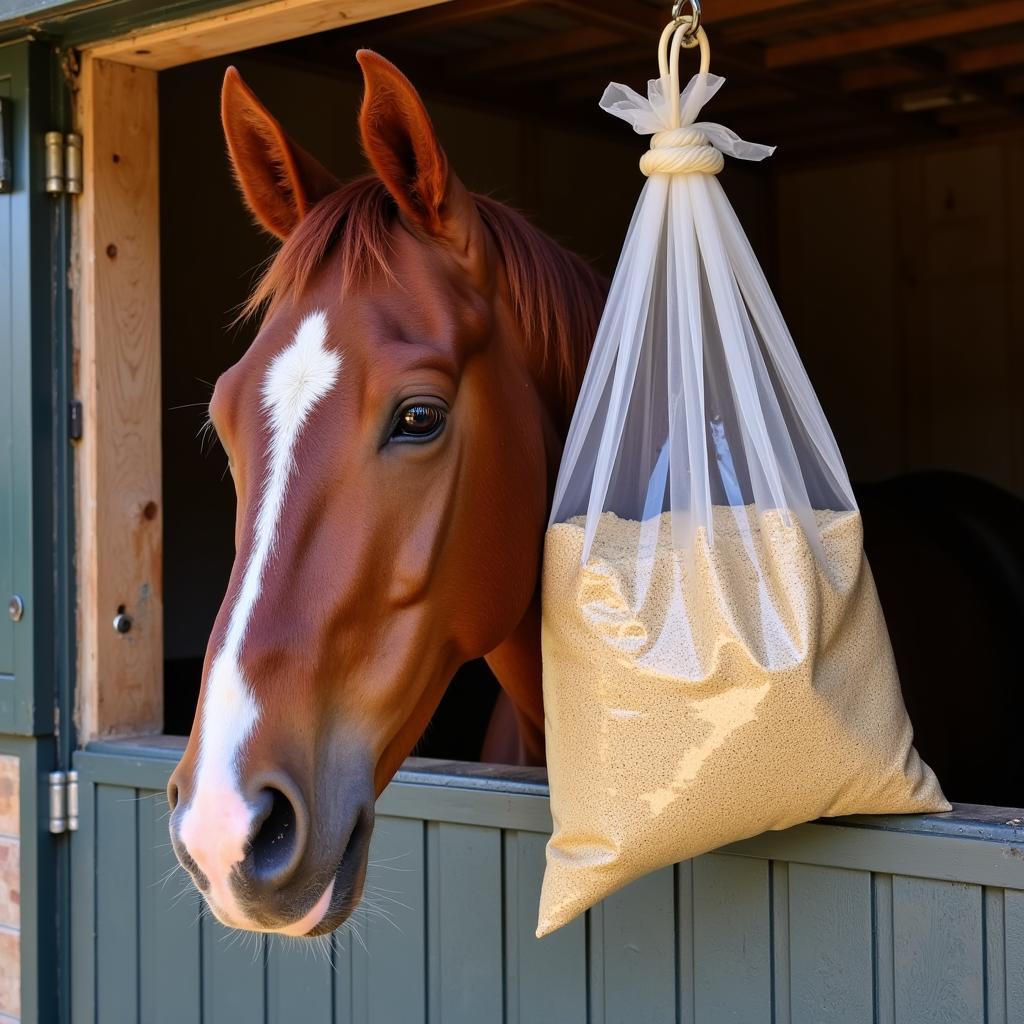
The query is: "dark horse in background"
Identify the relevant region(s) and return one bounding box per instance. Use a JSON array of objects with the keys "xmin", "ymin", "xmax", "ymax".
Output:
[{"xmin": 167, "ymin": 51, "xmax": 604, "ymax": 936}]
